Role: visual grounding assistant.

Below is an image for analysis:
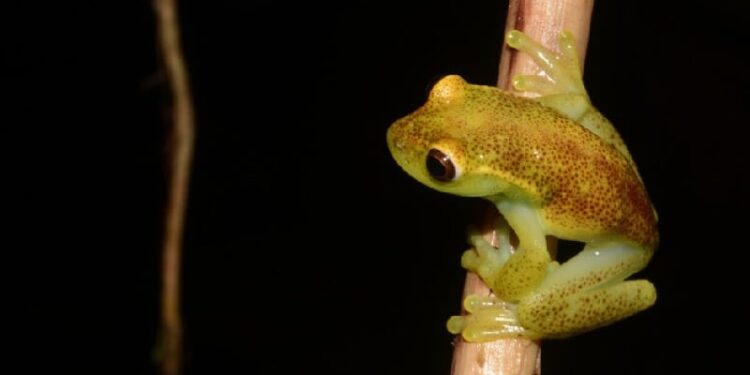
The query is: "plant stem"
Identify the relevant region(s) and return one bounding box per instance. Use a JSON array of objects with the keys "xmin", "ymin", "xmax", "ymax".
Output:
[{"xmin": 451, "ymin": 1, "xmax": 593, "ymax": 374}]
